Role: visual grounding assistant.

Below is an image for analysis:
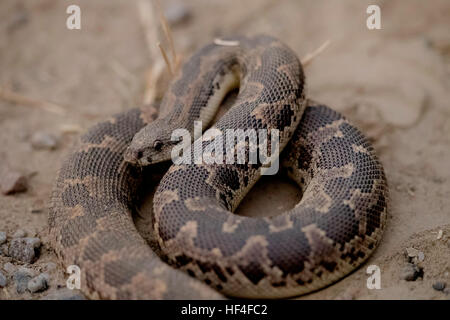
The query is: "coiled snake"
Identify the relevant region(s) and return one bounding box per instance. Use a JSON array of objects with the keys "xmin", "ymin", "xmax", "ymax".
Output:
[{"xmin": 49, "ymin": 35, "xmax": 388, "ymax": 299}]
